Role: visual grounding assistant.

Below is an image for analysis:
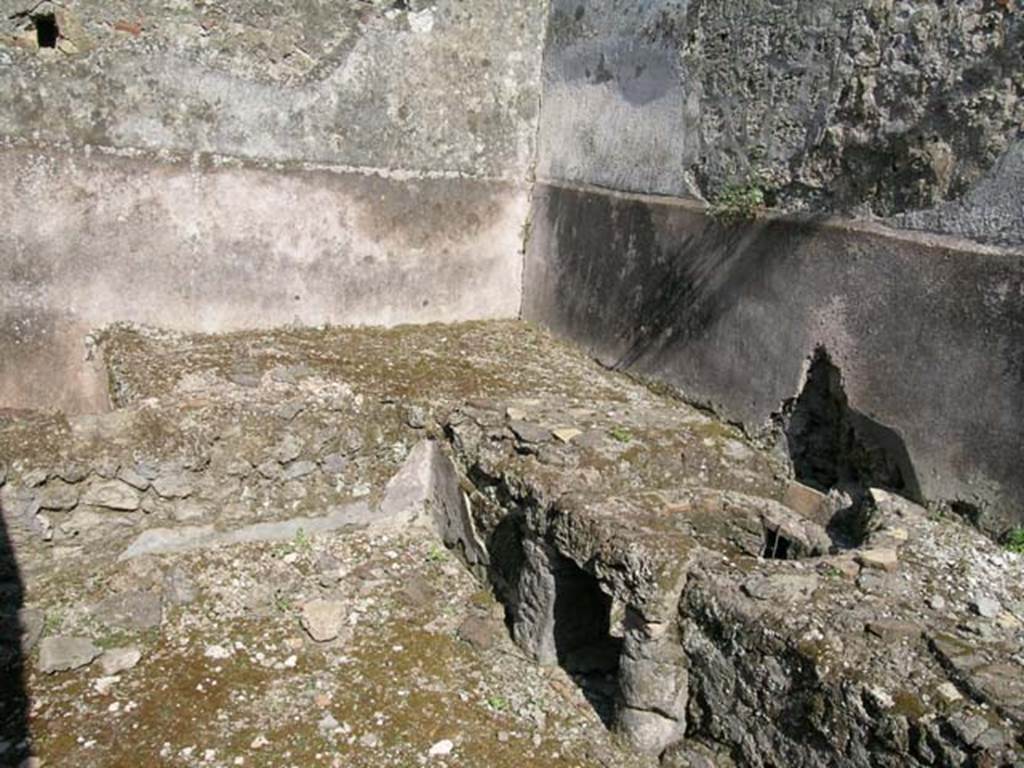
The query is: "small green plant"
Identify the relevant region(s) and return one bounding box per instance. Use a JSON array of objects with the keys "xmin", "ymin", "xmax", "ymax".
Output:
[
  {"xmin": 274, "ymin": 594, "xmax": 293, "ymax": 613},
  {"xmin": 822, "ymin": 565, "xmax": 843, "ymax": 580},
  {"xmin": 710, "ymin": 174, "xmax": 767, "ymax": 223},
  {"xmin": 427, "ymin": 544, "xmax": 446, "ymax": 563},
  {"xmin": 608, "ymin": 426, "xmax": 632, "ymax": 443},
  {"xmin": 96, "ymin": 629, "xmax": 134, "ymax": 650},
  {"xmin": 486, "ymin": 695, "xmax": 508, "ymax": 711},
  {"xmin": 273, "ymin": 528, "xmax": 312, "ymax": 559},
  {"xmin": 272, "ymin": 541, "xmax": 292, "ymax": 558},
  {"xmin": 43, "ymin": 608, "xmax": 64, "ymax": 635},
  {"xmin": 294, "ymin": 527, "xmax": 312, "ymax": 554},
  {"xmin": 1005, "ymin": 528, "xmax": 1024, "ymax": 554}
]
